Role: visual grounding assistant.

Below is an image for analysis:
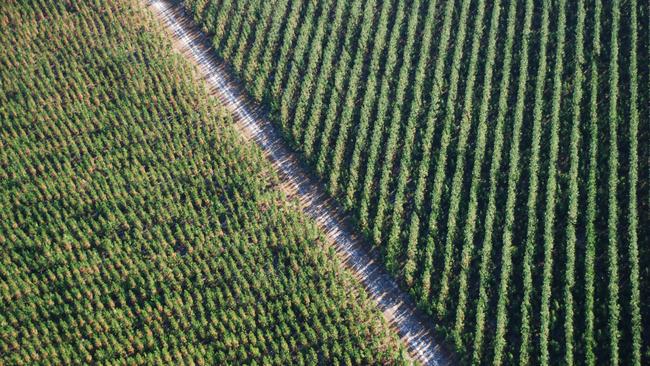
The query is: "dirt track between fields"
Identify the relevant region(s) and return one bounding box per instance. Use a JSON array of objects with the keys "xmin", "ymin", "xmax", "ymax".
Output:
[{"xmin": 147, "ymin": 1, "xmax": 453, "ymax": 364}]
